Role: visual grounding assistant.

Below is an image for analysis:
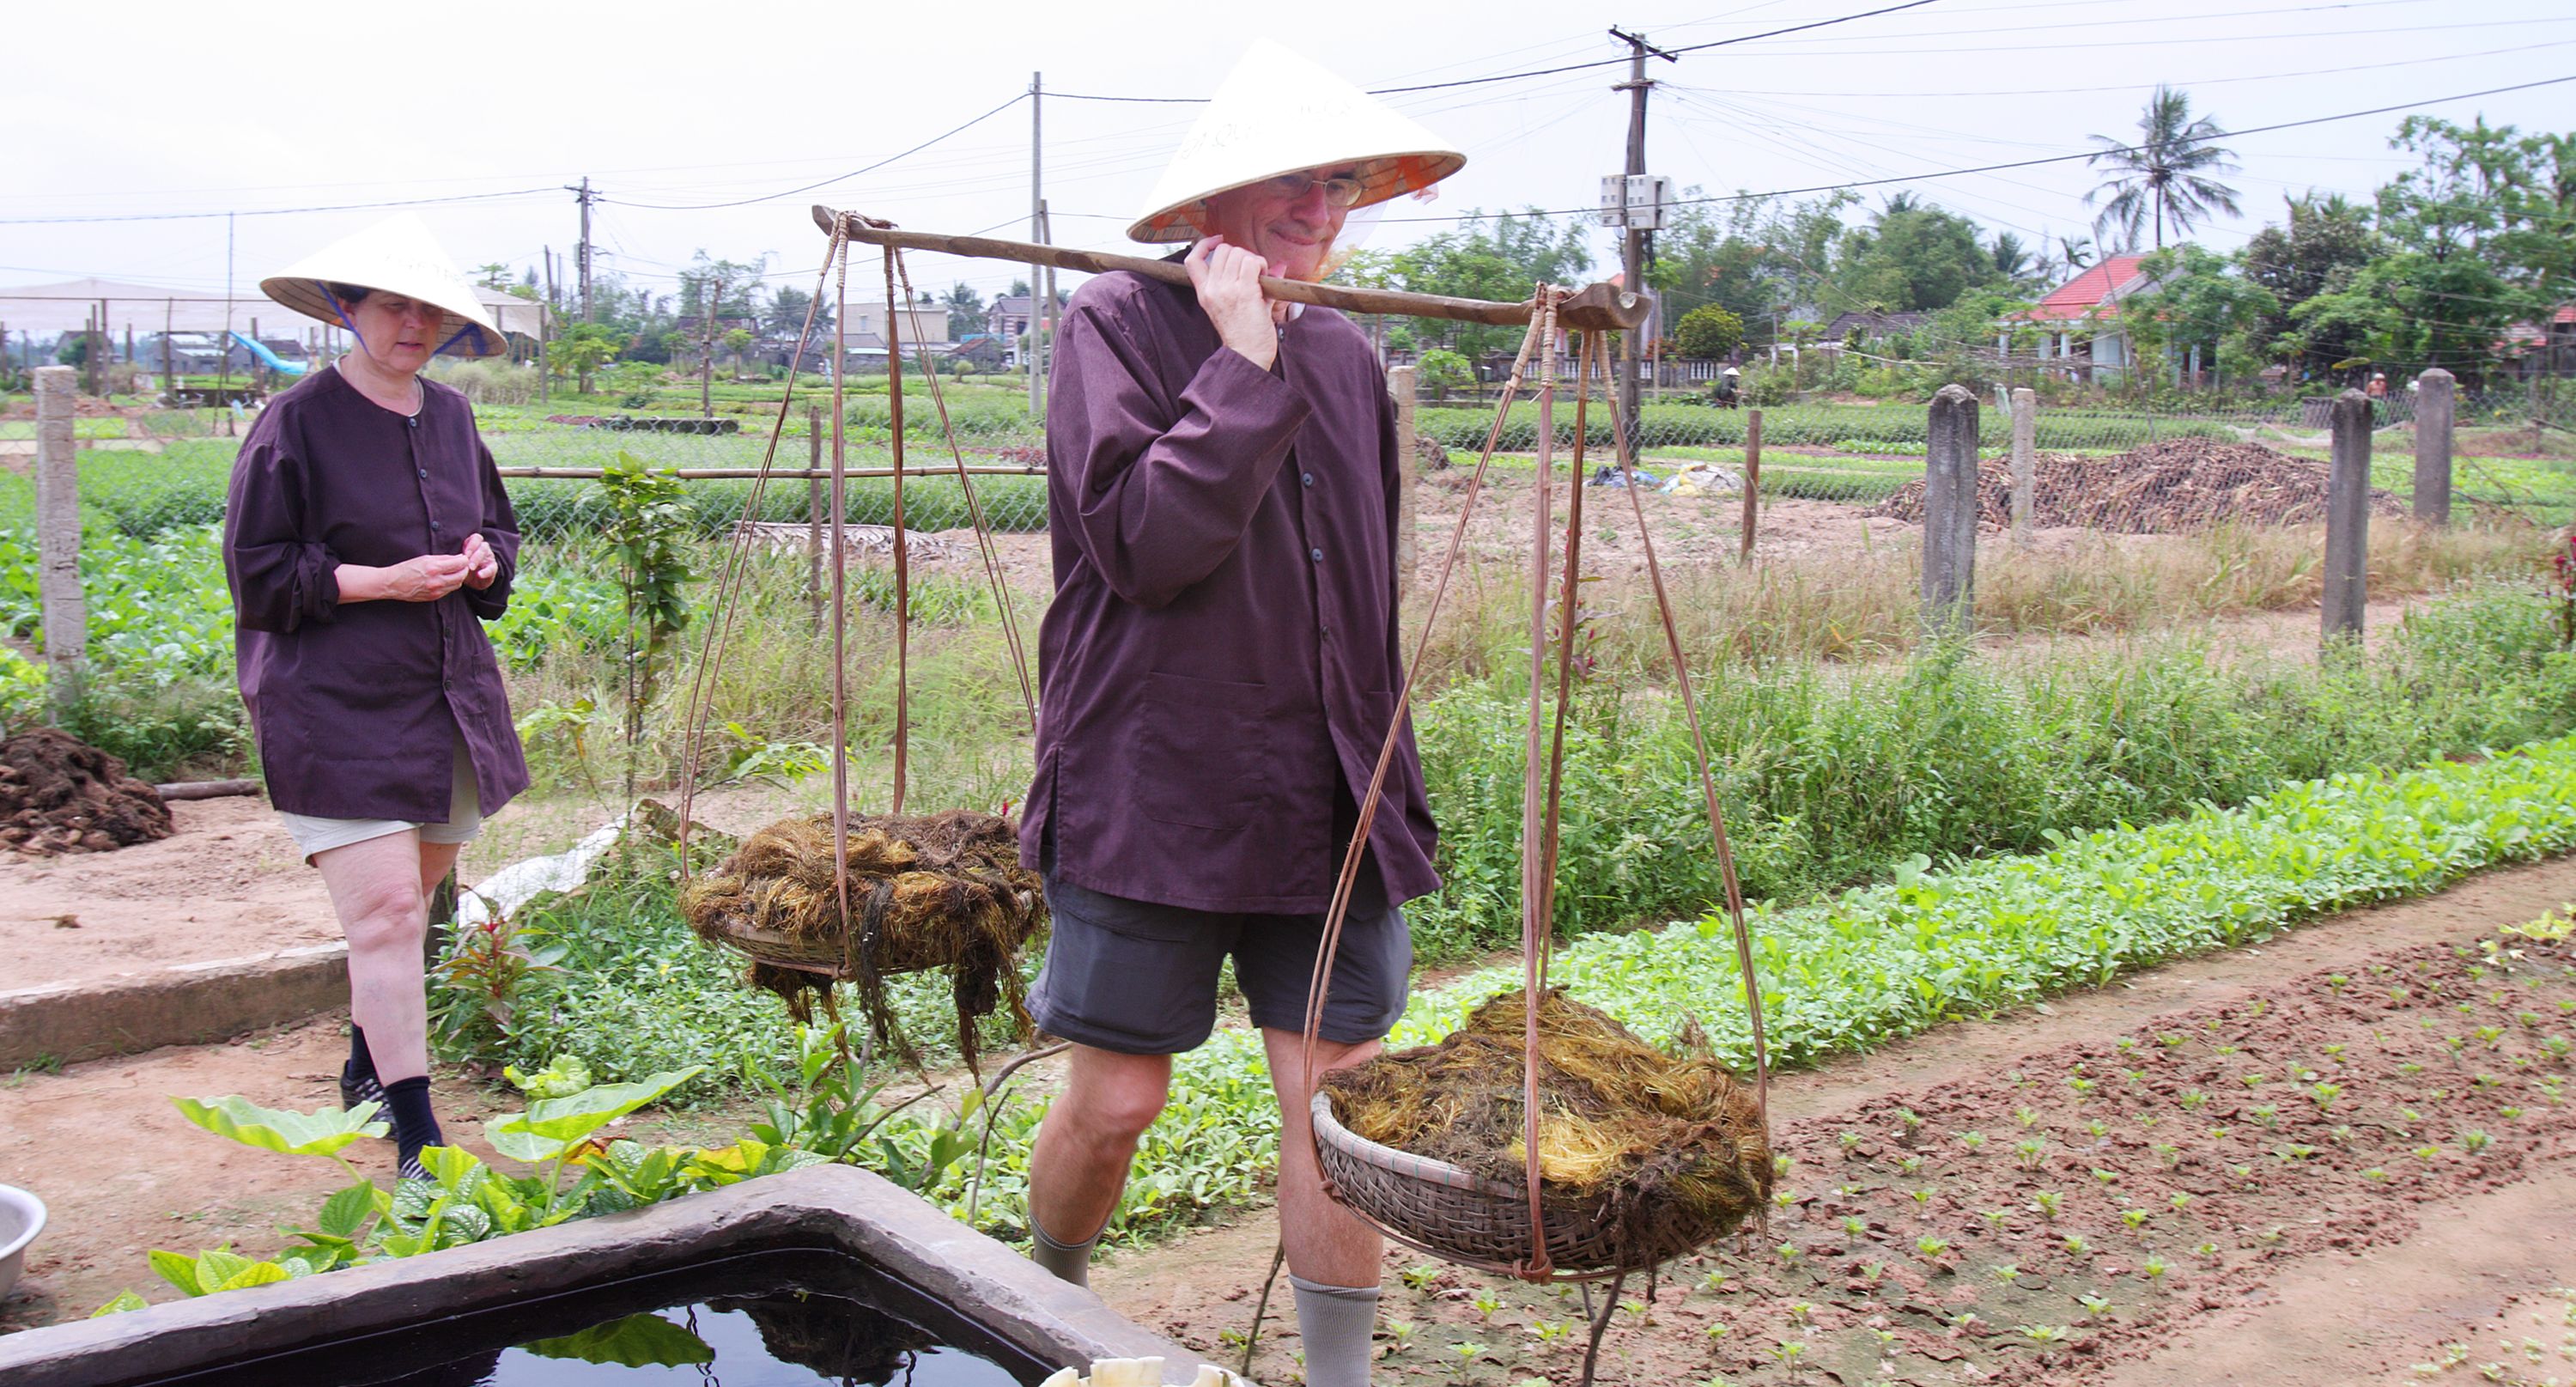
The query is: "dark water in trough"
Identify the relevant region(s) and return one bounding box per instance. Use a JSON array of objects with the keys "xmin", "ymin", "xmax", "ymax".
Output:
[{"xmin": 139, "ymin": 1250, "xmax": 1045, "ymax": 1387}]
